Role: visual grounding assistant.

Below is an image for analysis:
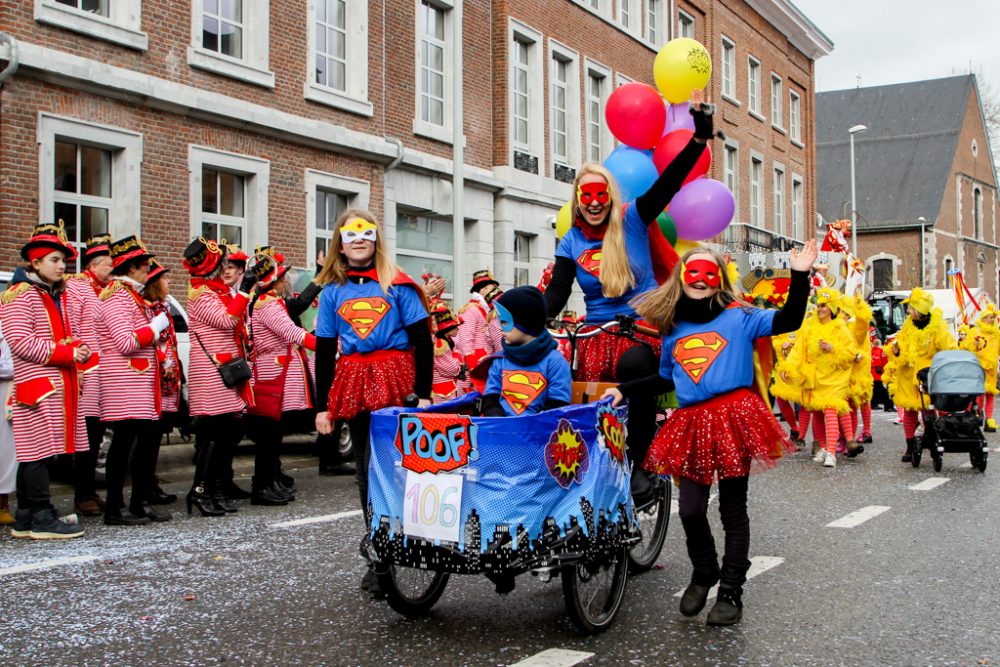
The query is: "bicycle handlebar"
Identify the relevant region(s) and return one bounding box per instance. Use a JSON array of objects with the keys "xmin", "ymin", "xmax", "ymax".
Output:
[{"xmin": 548, "ymin": 316, "xmax": 659, "ymax": 340}]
